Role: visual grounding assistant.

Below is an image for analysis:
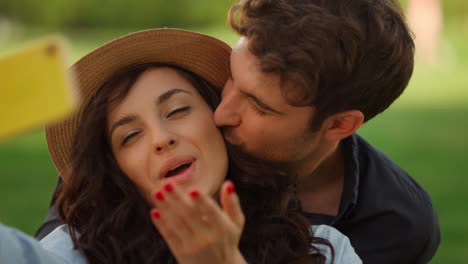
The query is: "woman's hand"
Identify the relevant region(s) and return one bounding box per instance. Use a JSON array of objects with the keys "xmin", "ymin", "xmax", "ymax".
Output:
[{"xmin": 150, "ymin": 180, "xmax": 247, "ymax": 264}]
